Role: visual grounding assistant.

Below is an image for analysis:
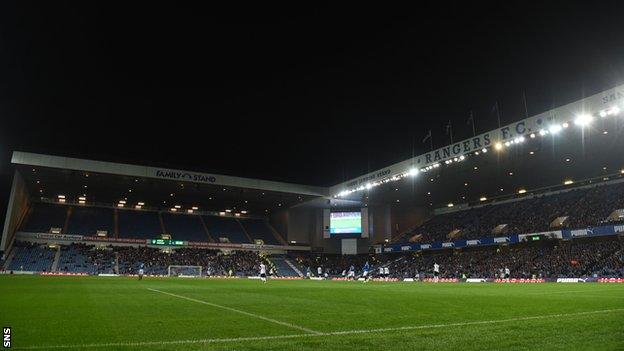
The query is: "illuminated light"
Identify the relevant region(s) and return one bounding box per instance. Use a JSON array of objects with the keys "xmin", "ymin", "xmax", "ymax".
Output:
[
  {"xmin": 565, "ymin": 158, "xmax": 571, "ymax": 162},
  {"xmin": 57, "ymin": 195, "xmax": 66, "ymax": 199},
  {"xmin": 548, "ymin": 124, "xmax": 562, "ymax": 134},
  {"xmin": 474, "ymin": 151, "xmax": 479, "ymax": 155},
  {"xmin": 518, "ymin": 189, "xmax": 527, "ymax": 194},
  {"xmin": 600, "ymin": 110, "xmax": 608, "ymax": 117},
  {"xmin": 241, "ymin": 210, "xmax": 247, "ymax": 214},
  {"xmin": 509, "ymin": 172, "xmax": 514, "ymax": 176},
  {"xmin": 519, "ymin": 136, "xmax": 525, "ymax": 142},
  {"xmin": 459, "ymin": 155, "xmax": 465, "ymax": 160},
  {"xmin": 192, "ymin": 206, "xmax": 199, "ymax": 210},
  {"xmin": 365, "ymin": 183, "xmax": 372, "ymax": 190},
  {"xmin": 529, "ymin": 151, "xmax": 535, "ymax": 155},
  {"xmin": 117, "ymin": 203, "xmax": 124, "ymax": 207},
  {"xmin": 174, "ymin": 205, "xmax": 181, "ymax": 209},
  {"xmin": 138, "ymin": 202, "xmax": 145, "ymax": 206},
  {"xmin": 529, "ymin": 133, "xmax": 536, "ymax": 138},
  {"xmin": 464, "ymin": 182, "xmax": 468, "ymax": 186},
  {"xmin": 481, "ymin": 148, "xmax": 487, "ymax": 153},
  {"xmin": 562, "ymin": 122, "xmax": 569, "ymax": 128},
  {"xmin": 453, "ymin": 157, "xmax": 458, "ymax": 162},
  {"xmin": 621, "ymin": 169, "xmax": 624, "ymax": 174},
  {"xmin": 219, "ymin": 212, "xmax": 226, "ymax": 216},
  {"xmin": 539, "ymin": 129, "xmax": 547, "ymax": 136},
  {"xmin": 170, "ymin": 208, "xmax": 177, "ymax": 212},
  {"xmin": 78, "ymin": 196, "xmax": 86, "ymax": 201},
  {"xmin": 564, "ymin": 180, "xmax": 574, "ymax": 185},
  {"xmin": 59, "ymin": 198, "xmax": 66, "ymax": 203},
  {"xmin": 447, "ymin": 203, "xmax": 454, "ymax": 207},
  {"xmin": 609, "ymin": 106, "xmax": 621, "ymax": 115},
  {"xmin": 479, "ymin": 197, "xmax": 487, "ymax": 201},
  {"xmin": 396, "ymin": 199, "xmax": 400, "ymax": 203},
  {"xmin": 235, "ymin": 213, "xmax": 241, "ymax": 217},
  {"xmin": 495, "ymin": 142, "xmax": 503, "ymax": 150},
  {"xmin": 409, "ymin": 168, "xmax": 419, "ymax": 176},
  {"xmin": 504, "ymin": 141, "xmax": 511, "ymax": 147},
  {"xmin": 574, "ymin": 113, "xmax": 593, "ymax": 126},
  {"xmin": 187, "ymin": 209, "xmax": 193, "ymax": 213},
  {"xmin": 225, "ymin": 209, "xmax": 232, "ymax": 213},
  {"xmin": 603, "ymin": 130, "xmax": 608, "ymax": 135},
  {"xmin": 135, "ymin": 205, "xmax": 142, "ymax": 209},
  {"xmin": 474, "ymin": 166, "xmax": 478, "ymax": 170},
  {"xmin": 118, "ymin": 200, "xmax": 126, "ymax": 204}
]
